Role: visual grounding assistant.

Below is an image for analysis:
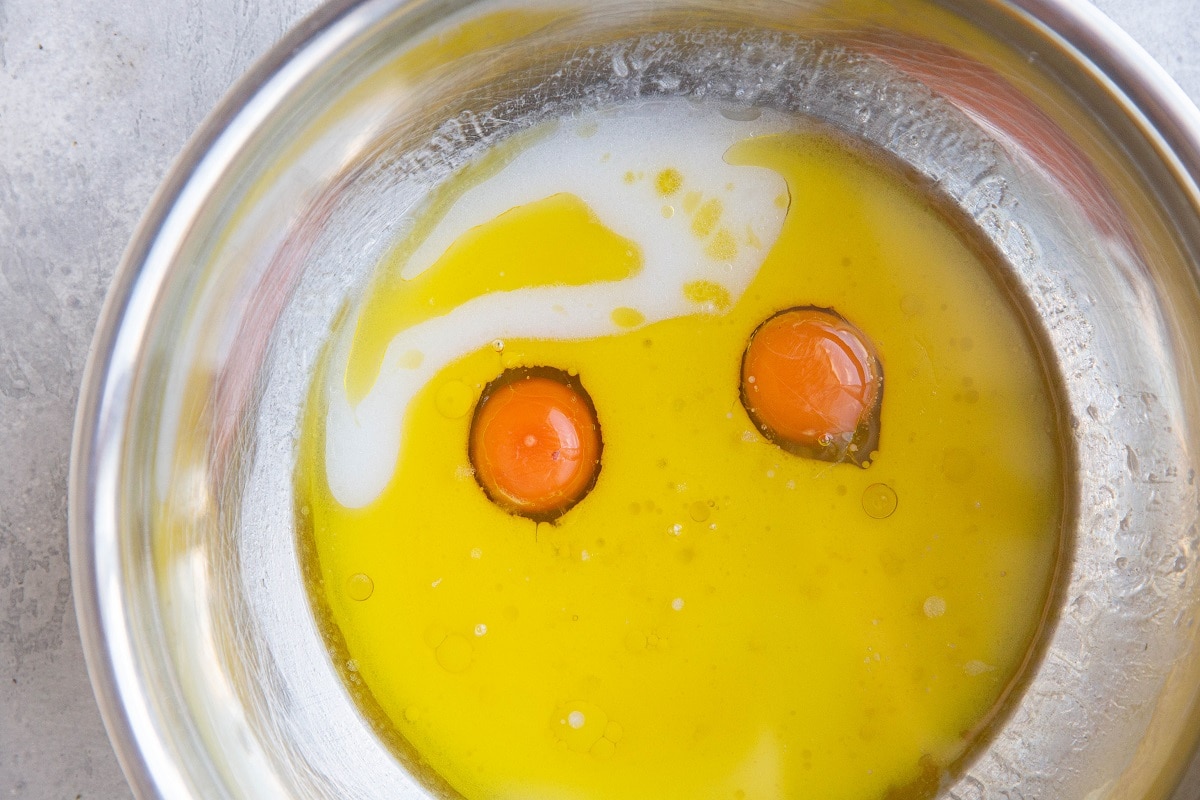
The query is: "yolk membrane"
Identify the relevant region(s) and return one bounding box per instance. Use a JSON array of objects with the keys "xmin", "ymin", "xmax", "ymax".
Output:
[
  {"xmin": 469, "ymin": 369, "xmax": 603, "ymax": 521},
  {"xmin": 740, "ymin": 307, "xmax": 883, "ymax": 464}
]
